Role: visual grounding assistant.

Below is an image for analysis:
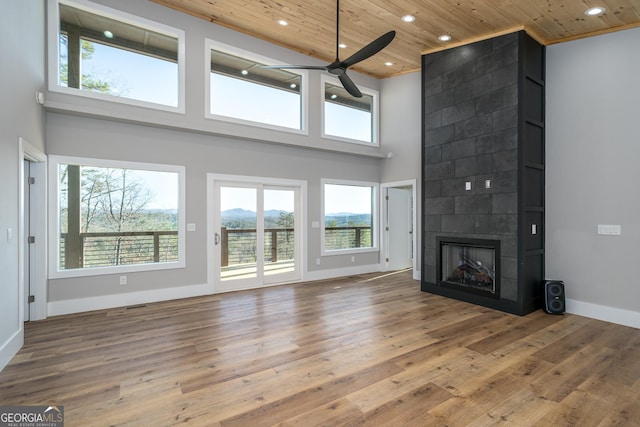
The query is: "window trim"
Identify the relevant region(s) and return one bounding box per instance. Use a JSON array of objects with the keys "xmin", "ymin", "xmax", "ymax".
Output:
[
  {"xmin": 48, "ymin": 155, "xmax": 186, "ymax": 279},
  {"xmin": 47, "ymin": 0, "xmax": 186, "ymax": 113},
  {"xmin": 205, "ymin": 39, "xmax": 309, "ymax": 135},
  {"xmin": 320, "ymin": 75, "xmax": 379, "ymax": 147},
  {"xmin": 321, "ymin": 178, "xmax": 379, "ymax": 256}
]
